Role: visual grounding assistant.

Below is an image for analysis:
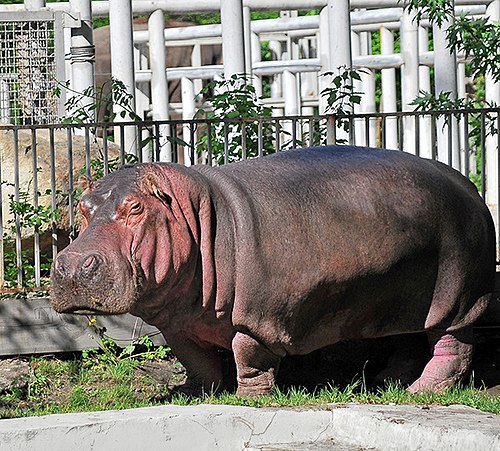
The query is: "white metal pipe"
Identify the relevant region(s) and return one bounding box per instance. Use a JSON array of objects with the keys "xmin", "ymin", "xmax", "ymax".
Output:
[
  {"xmin": 380, "ymin": 26, "xmax": 398, "ymax": 150},
  {"xmin": 221, "ymin": 0, "xmax": 246, "ymax": 77},
  {"xmin": 327, "ymin": 0, "xmax": 352, "ymax": 73},
  {"xmin": 418, "ymin": 26, "xmax": 432, "ymax": 159},
  {"xmin": 359, "ymin": 31, "xmax": 376, "ymax": 147},
  {"xmin": 69, "ymin": 0, "xmax": 95, "ymax": 124},
  {"xmin": 41, "ymin": 0, "xmax": 489, "ymax": 16},
  {"xmin": 149, "ymin": 10, "xmax": 169, "ymax": 122},
  {"xmin": 400, "ymin": 8, "xmax": 419, "ymax": 154},
  {"xmin": 191, "ymin": 44, "xmax": 203, "ymax": 96},
  {"xmin": 485, "ymin": 0, "xmax": 500, "ymax": 238},
  {"xmin": 130, "ymin": 6, "xmax": 487, "ymax": 44},
  {"xmin": 109, "ymin": 0, "xmax": 137, "ymax": 155},
  {"xmin": 351, "ymin": 31, "xmax": 363, "ymax": 144},
  {"xmin": 251, "ymin": 31, "xmax": 263, "ymax": 97},
  {"xmin": 243, "ymin": 6, "xmax": 252, "ymax": 74},
  {"xmin": 433, "ymin": 1, "xmax": 460, "ymax": 169},
  {"xmin": 24, "ymin": 0, "xmax": 45, "ymax": 9},
  {"xmin": 182, "ymin": 77, "xmax": 196, "ymax": 166},
  {"xmin": 149, "ymin": 10, "xmax": 171, "ymax": 162}
]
